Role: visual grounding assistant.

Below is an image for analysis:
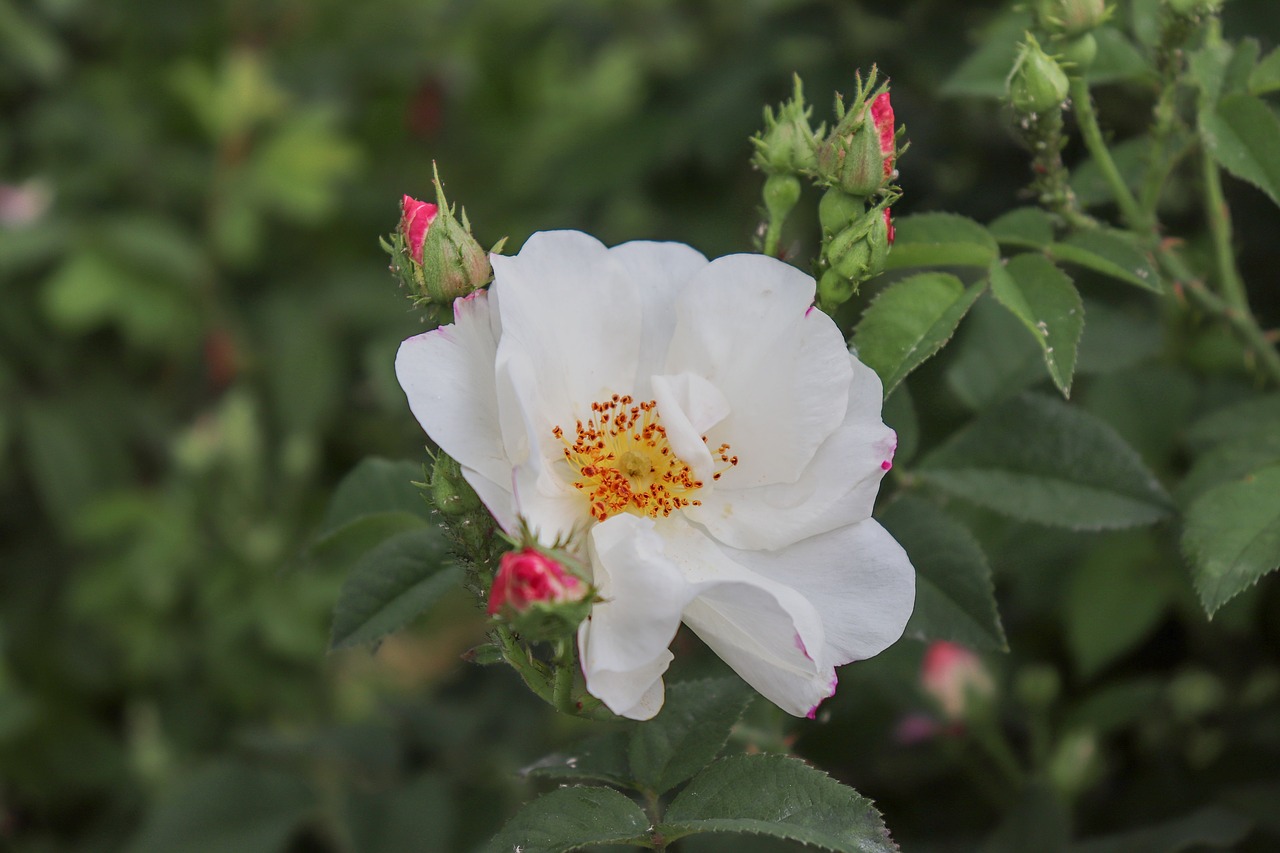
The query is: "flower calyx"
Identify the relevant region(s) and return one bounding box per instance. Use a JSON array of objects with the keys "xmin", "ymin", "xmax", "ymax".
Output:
[
  {"xmin": 813, "ymin": 67, "xmax": 901, "ymax": 199},
  {"xmin": 383, "ymin": 164, "xmax": 504, "ymax": 327},
  {"xmin": 816, "ymin": 194, "xmax": 896, "ymax": 312},
  {"xmin": 487, "ymin": 545, "xmax": 594, "ymax": 642}
]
